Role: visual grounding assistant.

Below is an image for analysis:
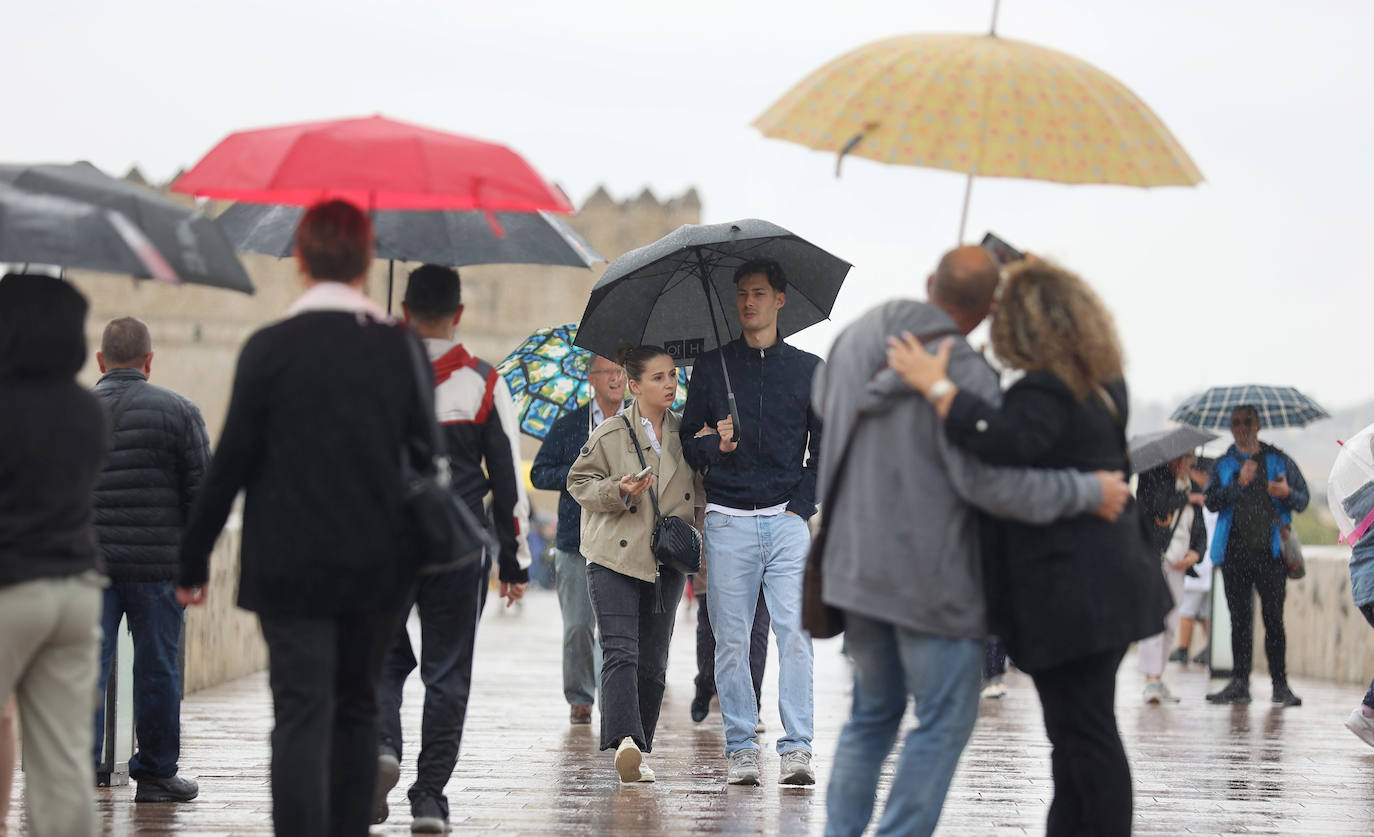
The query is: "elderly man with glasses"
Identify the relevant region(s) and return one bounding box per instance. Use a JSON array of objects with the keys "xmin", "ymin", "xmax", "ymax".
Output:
[{"xmin": 1204, "ymin": 405, "xmax": 1309, "ymax": 707}]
